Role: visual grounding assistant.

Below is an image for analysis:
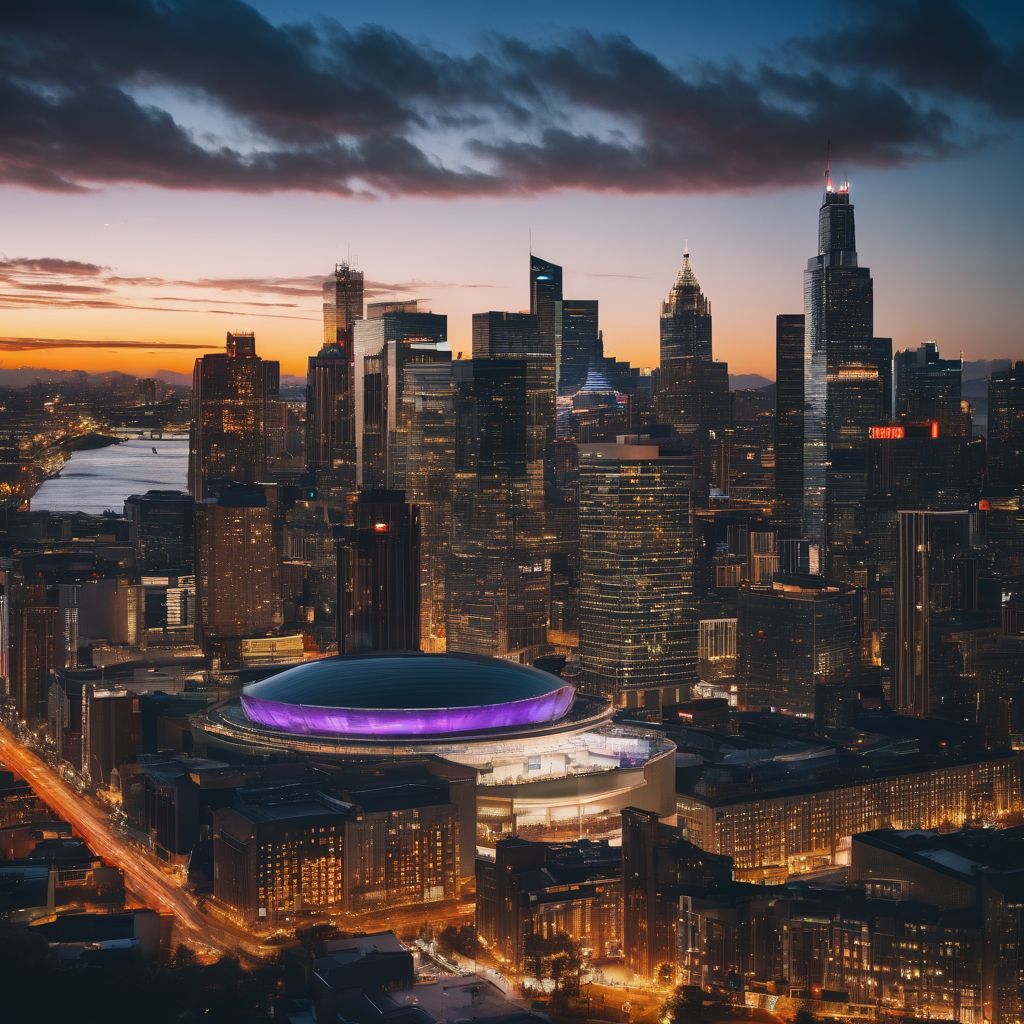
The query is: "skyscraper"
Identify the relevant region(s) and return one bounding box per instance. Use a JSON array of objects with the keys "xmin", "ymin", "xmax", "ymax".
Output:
[
  {"xmin": 189, "ymin": 332, "xmax": 280, "ymax": 498},
  {"xmin": 307, "ymin": 263, "xmax": 364, "ymax": 502},
  {"xmin": 736, "ymin": 573, "xmax": 860, "ymax": 717},
  {"xmin": 352, "ymin": 301, "xmax": 448, "ymax": 489},
  {"xmin": 195, "ymin": 483, "xmax": 283, "ymax": 664},
  {"xmin": 895, "ymin": 509, "xmax": 975, "ymax": 716},
  {"xmin": 322, "ymin": 261, "xmax": 364, "ymax": 349},
  {"xmin": 338, "ymin": 490, "xmax": 420, "ymax": 654},
  {"xmin": 657, "ymin": 250, "xmax": 732, "ymax": 495},
  {"xmin": 774, "ymin": 314, "xmax": 805, "ymax": 529},
  {"xmin": 530, "ymin": 253, "xmax": 563, "ymax": 397},
  {"xmin": 988, "ymin": 361, "xmax": 1024, "ymax": 488},
  {"xmin": 802, "ymin": 175, "xmax": 888, "ymax": 577},
  {"xmin": 894, "ymin": 341, "xmax": 964, "ymax": 435},
  {"xmin": 578, "ymin": 441, "xmax": 696, "ymax": 710},
  {"xmin": 560, "ymin": 298, "xmax": 600, "ymax": 396},
  {"xmin": 446, "ymin": 359, "xmax": 547, "ymax": 659},
  {"xmin": 472, "ymin": 311, "xmax": 551, "ymax": 531}
]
